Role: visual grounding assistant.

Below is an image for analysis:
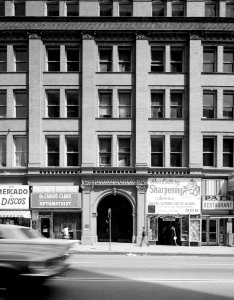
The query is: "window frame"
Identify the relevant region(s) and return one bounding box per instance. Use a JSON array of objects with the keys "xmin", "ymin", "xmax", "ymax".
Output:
[
  {"xmin": 171, "ymin": 0, "xmax": 185, "ymax": 17},
  {"xmin": 170, "ymin": 91, "xmax": 183, "ymax": 119},
  {"xmin": 203, "ymin": 90, "xmax": 217, "ymax": 119},
  {"xmin": 66, "ymin": 46, "xmax": 79, "ymax": 72},
  {"xmin": 118, "ymin": 47, "xmax": 132, "ymax": 72},
  {"xmin": 203, "ymin": 47, "xmax": 217, "ymax": 73},
  {"xmin": 14, "ymin": 0, "xmax": 25, "ymax": 16},
  {"xmin": 46, "ymin": 0, "xmax": 60, "ymax": 16},
  {"xmin": 223, "ymin": 138, "xmax": 234, "ymax": 167},
  {"xmin": 99, "ymin": 90, "xmax": 112, "ymax": 118},
  {"xmin": 0, "ymin": 1, "xmax": 5, "ymax": 16},
  {"xmin": 66, "ymin": 0, "xmax": 79, "ymax": 16},
  {"xmin": 223, "ymin": 49, "xmax": 234, "ymax": 73},
  {"xmin": 99, "ymin": 137, "xmax": 112, "ymax": 166},
  {"xmin": 205, "ymin": 0, "xmax": 218, "ymax": 17},
  {"xmin": 66, "ymin": 136, "xmax": 79, "ymax": 167},
  {"xmin": 223, "ymin": 92, "xmax": 234, "ymax": 119},
  {"xmin": 118, "ymin": 137, "xmax": 131, "ymax": 167},
  {"xmin": 14, "ymin": 46, "xmax": 28, "ymax": 72},
  {"xmin": 170, "ymin": 47, "xmax": 184, "ymax": 73},
  {"xmin": 47, "ymin": 136, "xmax": 60, "ymax": 167},
  {"xmin": 151, "ymin": 91, "xmax": 164, "ymax": 119},
  {"xmin": 170, "ymin": 136, "xmax": 183, "ymax": 167},
  {"xmin": 0, "ymin": 136, "xmax": 6, "ymax": 167},
  {"xmin": 226, "ymin": 1, "xmax": 234, "ymax": 17},
  {"xmin": 99, "ymin": 47, "xmax": 112, "ymax": 72},
  {"xmin": 99, "ymin": 0, "xmax": 113, "ymax": 16},
  {"xmin": 0, "ymin": 90, "xmax": 6, "ymax": 118},
  {"xmin": 66, "ymin": 90, "xmax": 79, "ymax": 118},
  {"xmin": 14, "ymin": 136, "xmax": 28, "ymax": 167},
  {"xmin": 46, "ymin": 90, "xmax": 60, "ymax": 118},
  {"xmin": 46, "ymin": 46, "xmax": 60, "ymax": 72},
  {"xmin": 203, "ymin": 137, "xmax": 216, "ymax": 167},
  {"xmin": 151, "ymin": 47, "xmax": 165, "ymax": 72},
  {"xmin": 14, "ymin": 90, "xmax": 28, "ymax": 118},
  {"xmin": 118, "ymin": 90, "xmax": 132, "ymax": 118},
  {"xmin": 152, "ymin": 0, "xmax": 166, "ymax": 17},
  {"xmin": 151, "ymin": 136, "xmax": 164, "ymax": 167},
  {"xmin": 119, "ymin": 0, "xmax": 132, "ymax": 17}
]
